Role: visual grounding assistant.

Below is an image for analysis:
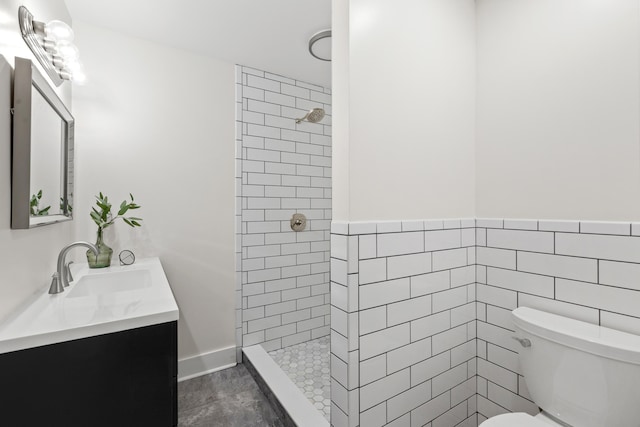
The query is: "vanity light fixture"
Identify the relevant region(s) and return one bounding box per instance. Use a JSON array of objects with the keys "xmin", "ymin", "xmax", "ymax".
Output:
[
  {"xmin": 18, "ymin": 6, "xmax": 86, "ymax": 86},
  {"xmin": 308, "ymin": 29, "xmax": 331, "ymax": 62}
]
